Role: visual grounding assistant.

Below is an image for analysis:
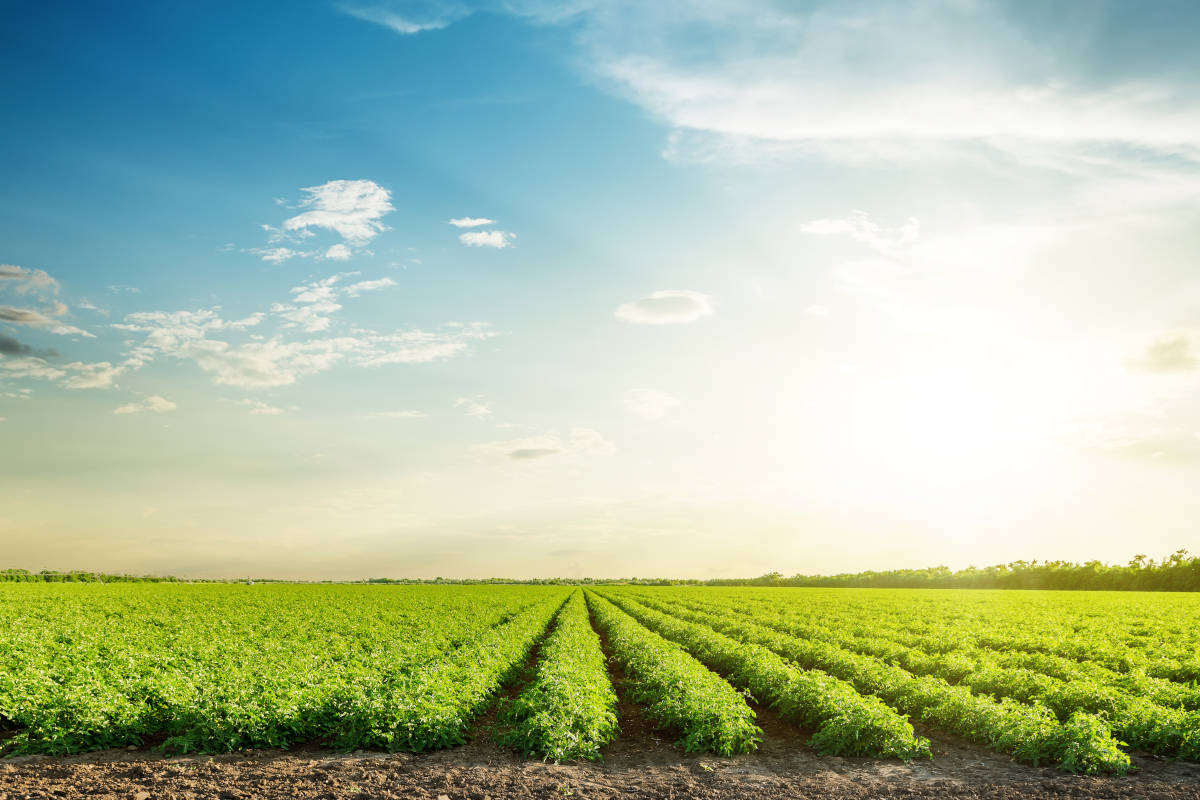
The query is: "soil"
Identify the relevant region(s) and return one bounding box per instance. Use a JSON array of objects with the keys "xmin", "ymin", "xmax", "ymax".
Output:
[
  {"xmin": 3, "ymin": 717, "xmax": 1200, "ymax": 800},
  {"xmin": 4, "ymin": 687, "xmax": 1200, "ymax": 799}
]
